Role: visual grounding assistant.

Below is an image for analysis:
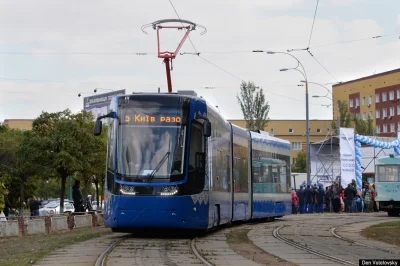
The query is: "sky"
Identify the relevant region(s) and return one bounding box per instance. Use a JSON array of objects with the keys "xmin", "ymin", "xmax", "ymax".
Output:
[{"xmin": 1, "ymin": 0, "xmax": 399, "ymax": 122}]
